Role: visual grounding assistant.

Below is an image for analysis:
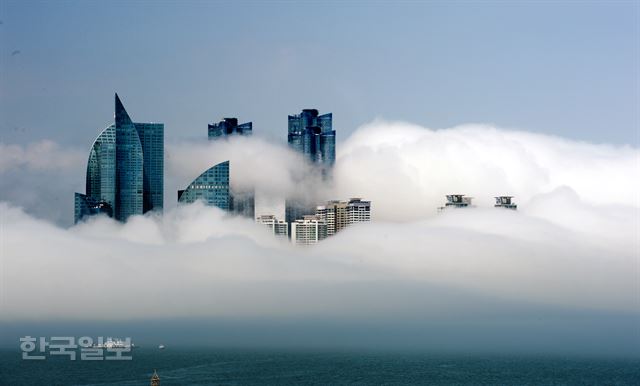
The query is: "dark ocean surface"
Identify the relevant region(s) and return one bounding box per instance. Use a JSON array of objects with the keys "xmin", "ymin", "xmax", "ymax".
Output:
[{"xmin": 0, "ymin": 348, "xmax": 639, "ymax": 385}]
